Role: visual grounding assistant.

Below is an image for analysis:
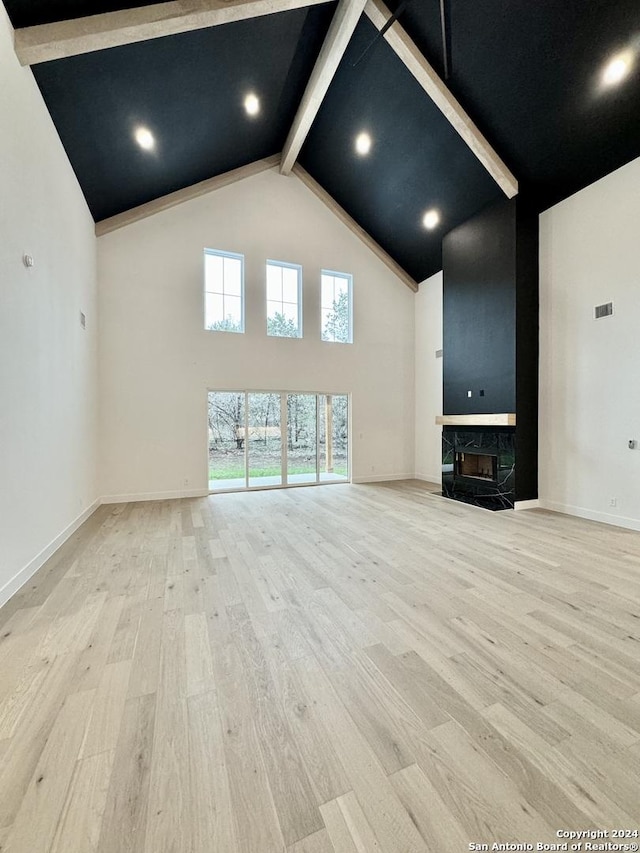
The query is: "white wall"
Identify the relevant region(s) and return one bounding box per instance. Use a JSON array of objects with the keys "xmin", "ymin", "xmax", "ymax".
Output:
[
  {"xmin": 539, "ymin": 155, "xmax": 640, "ymax": 530},
  {"xmin": 414, "ymin": 271, "xmax": 443, "ymax": 484},
  {"xmin": 97, "ymin": 168, "xmax": 415, "ymax": 499},
  {"xmin": 0, "ymin": 8, "xmax": 98, "ymax": 604}
]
